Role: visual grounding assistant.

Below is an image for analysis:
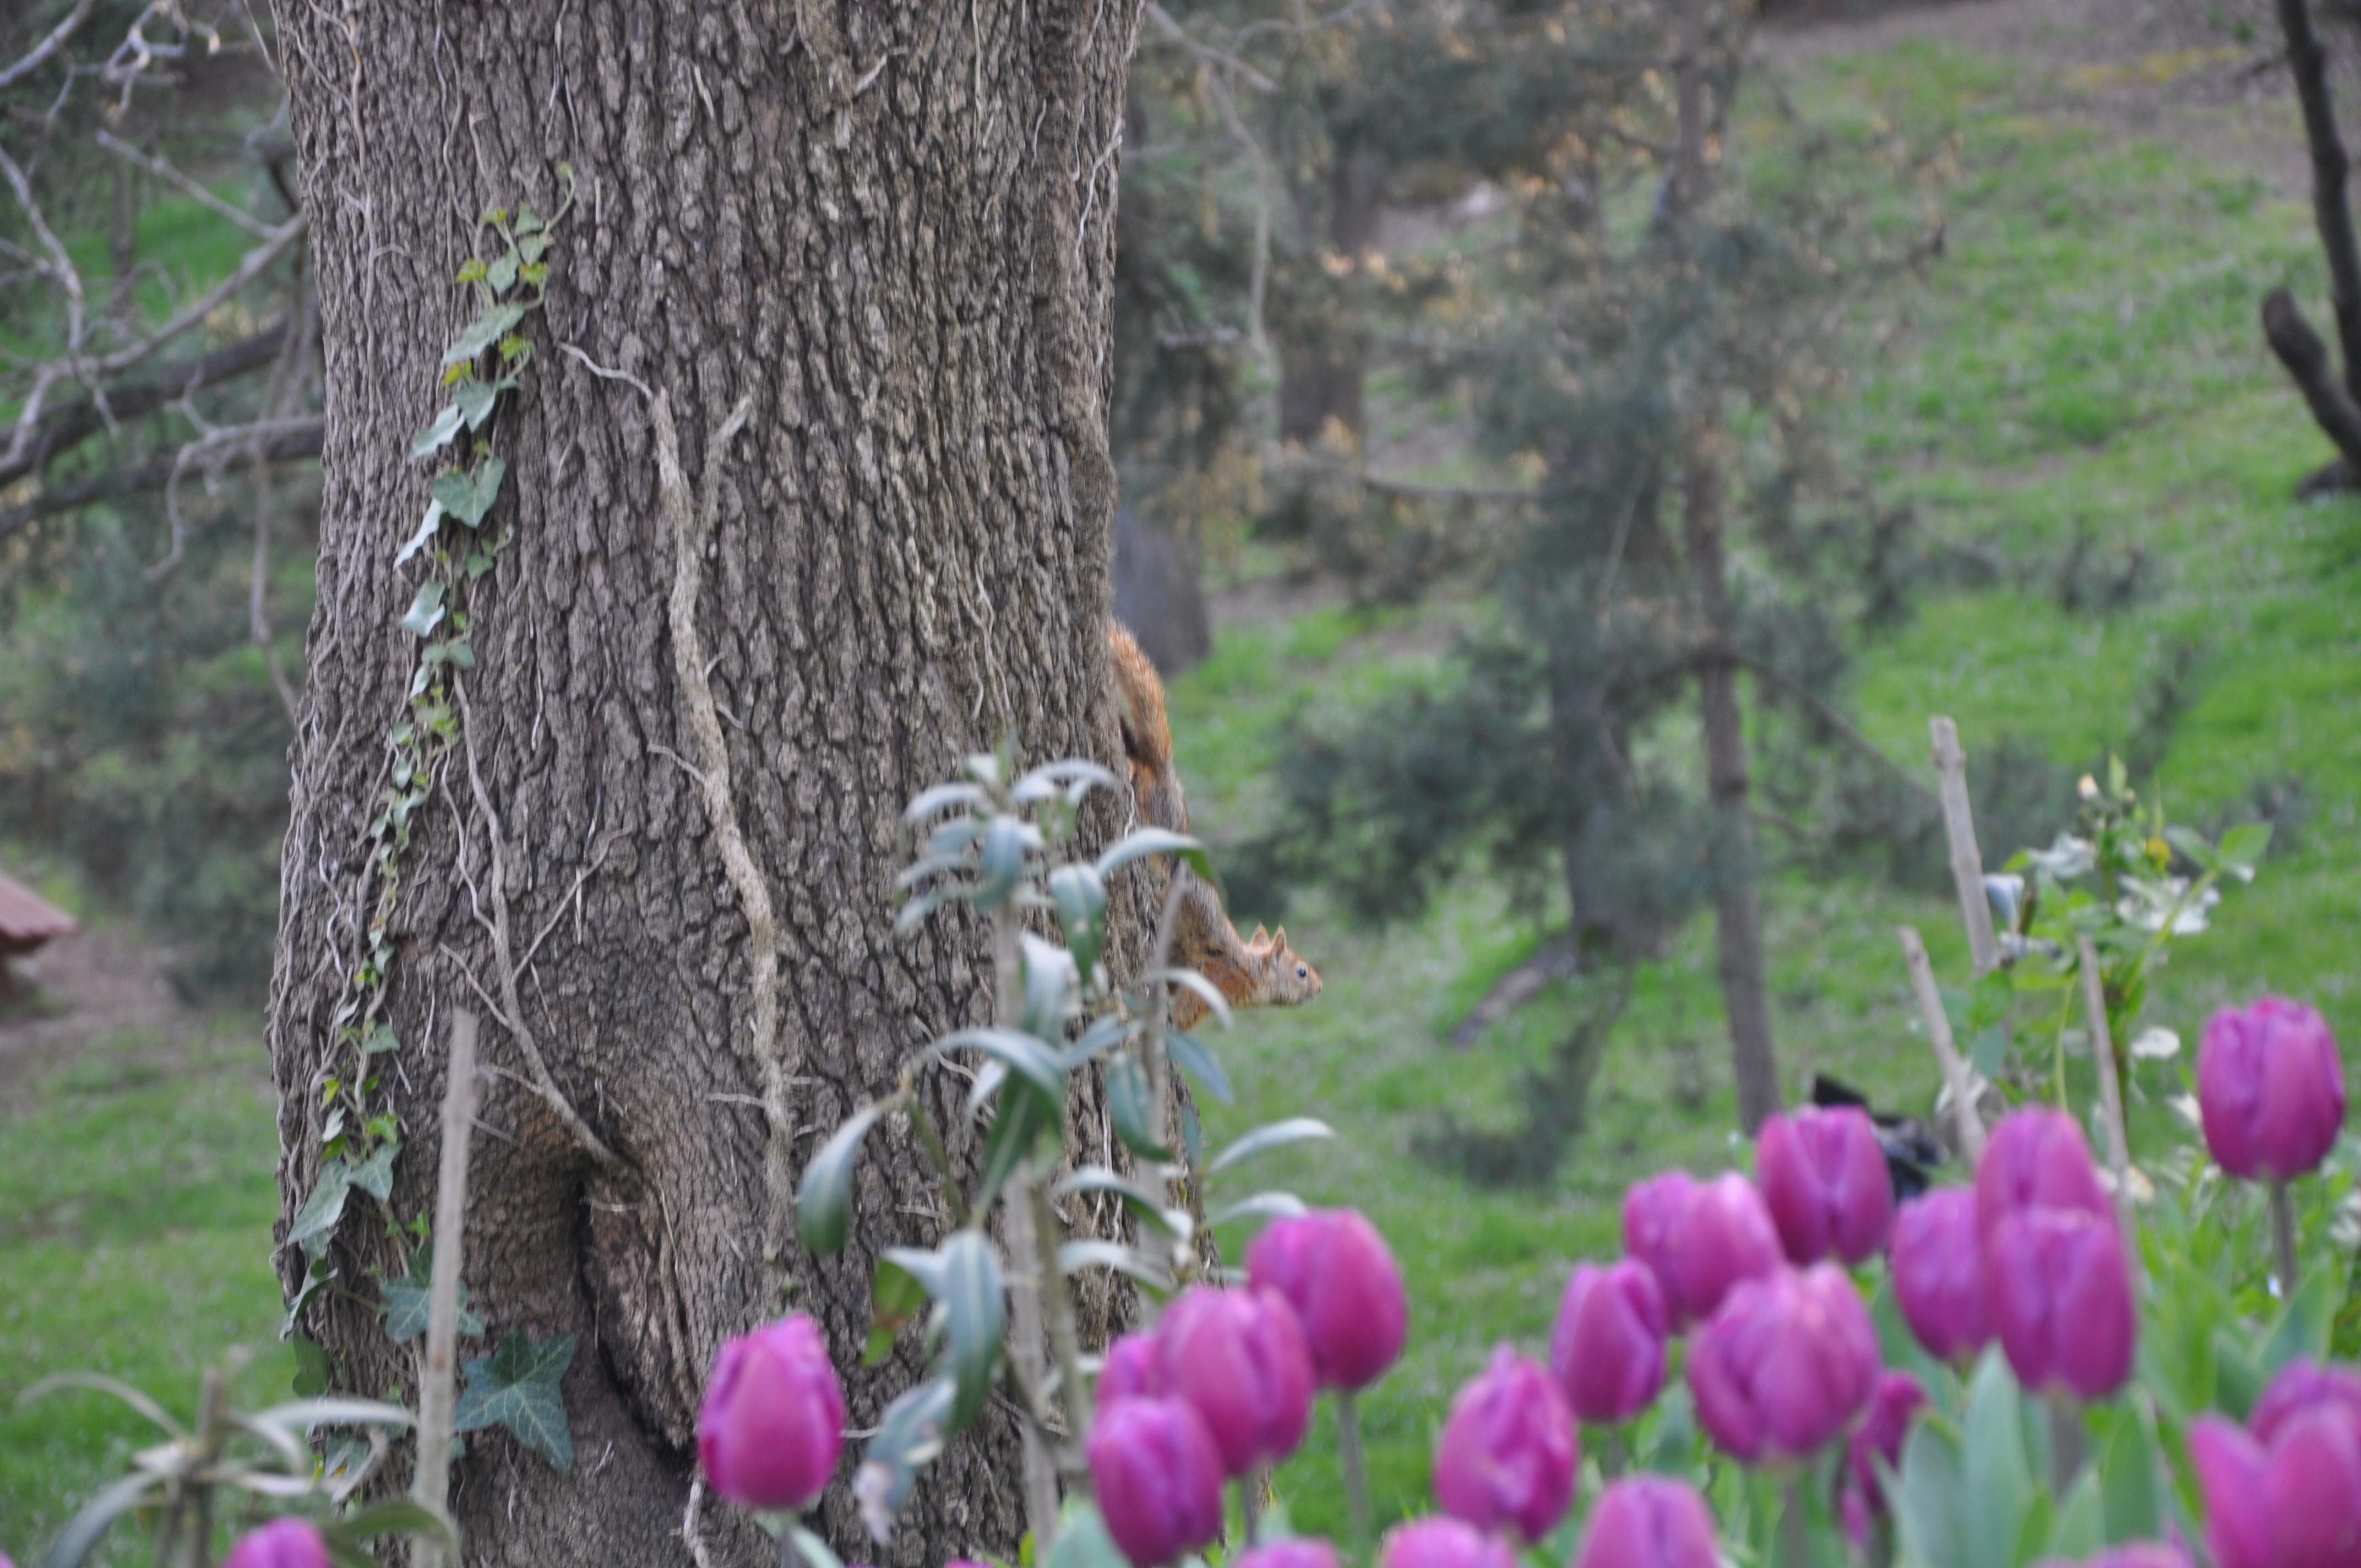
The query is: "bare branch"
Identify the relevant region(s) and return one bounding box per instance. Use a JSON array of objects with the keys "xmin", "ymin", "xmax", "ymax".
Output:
[
  {"xmin": 0, "ymin": 315, "xmax": 293, "ymax": 490},
  {"xmin": 2263, "ymin": 286, "xmax": 2361, "ymax": 470},
  {"xmin": 0, "ymin": 0, "xmax": 99, "ymax": 92},
  {"xmin": 95, "ymin": 128, "xmax": 279, "ymax": 239},
  {"xmin": 85, "ymin": 214, "xmax": 306, "ymax": 380},
  {"xmin": 0, "ymin": 414, "xmax": 319, "ymax": 546}
]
